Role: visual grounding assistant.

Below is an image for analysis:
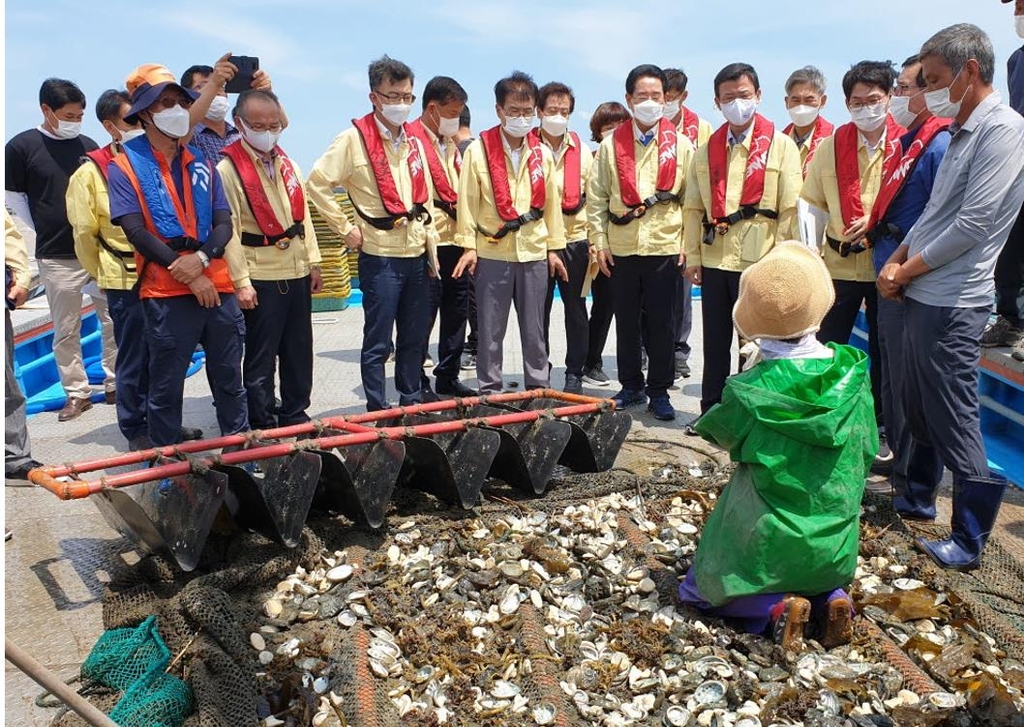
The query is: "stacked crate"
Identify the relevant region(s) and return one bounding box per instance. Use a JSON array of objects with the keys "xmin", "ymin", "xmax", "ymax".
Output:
[{"xmin": 309, "ymin": 189, "xmax": 355, "ymax": 311}]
